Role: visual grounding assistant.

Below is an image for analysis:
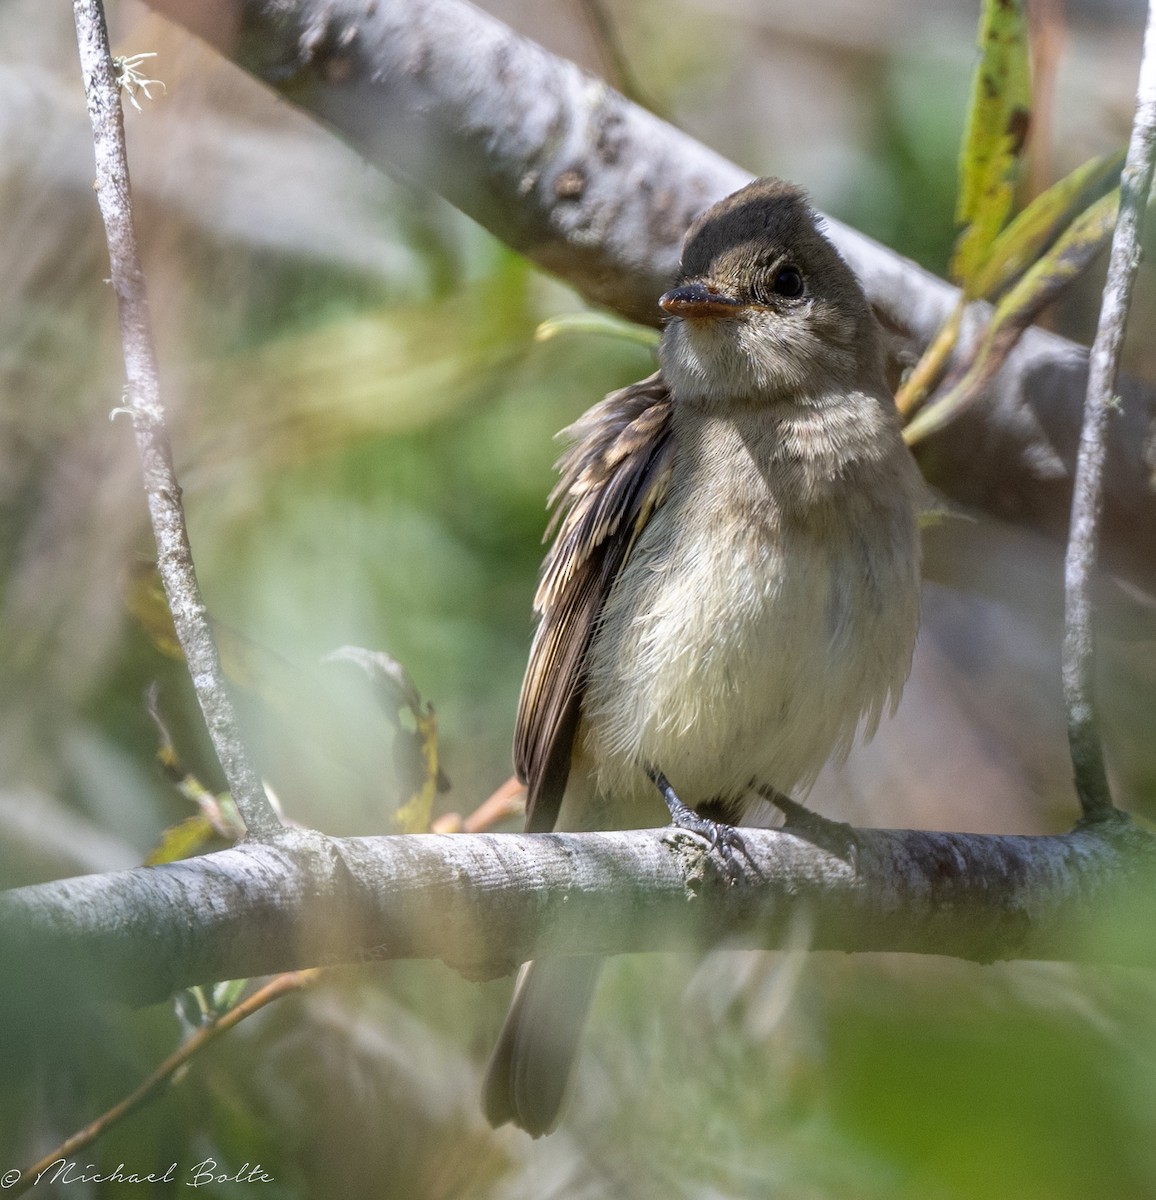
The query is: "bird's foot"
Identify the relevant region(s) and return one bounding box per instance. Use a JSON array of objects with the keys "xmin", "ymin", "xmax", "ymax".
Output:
[
  {"xmin": 647, "ymin": 767, "xmax": 748, "ymax": 883},
  {"xmin": 755, "ymin": 784, "xmax": 859, "ymax": 866}
]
